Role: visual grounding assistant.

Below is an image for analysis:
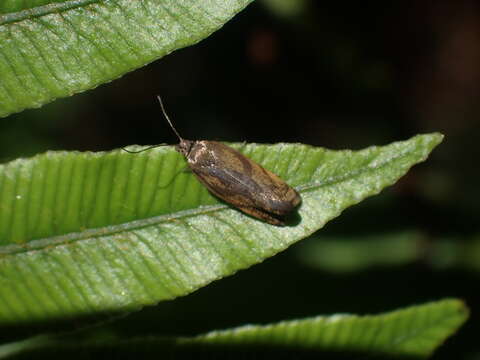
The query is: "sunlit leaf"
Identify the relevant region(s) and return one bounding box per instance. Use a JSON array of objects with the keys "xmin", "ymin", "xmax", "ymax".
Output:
[
  {"xmin": 0, "ymin": 133, "xmax": 443, "ymax": 323},
  {"xmin": 0, "ymin": 0, "xmax": 253, "ymax": 117}
]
